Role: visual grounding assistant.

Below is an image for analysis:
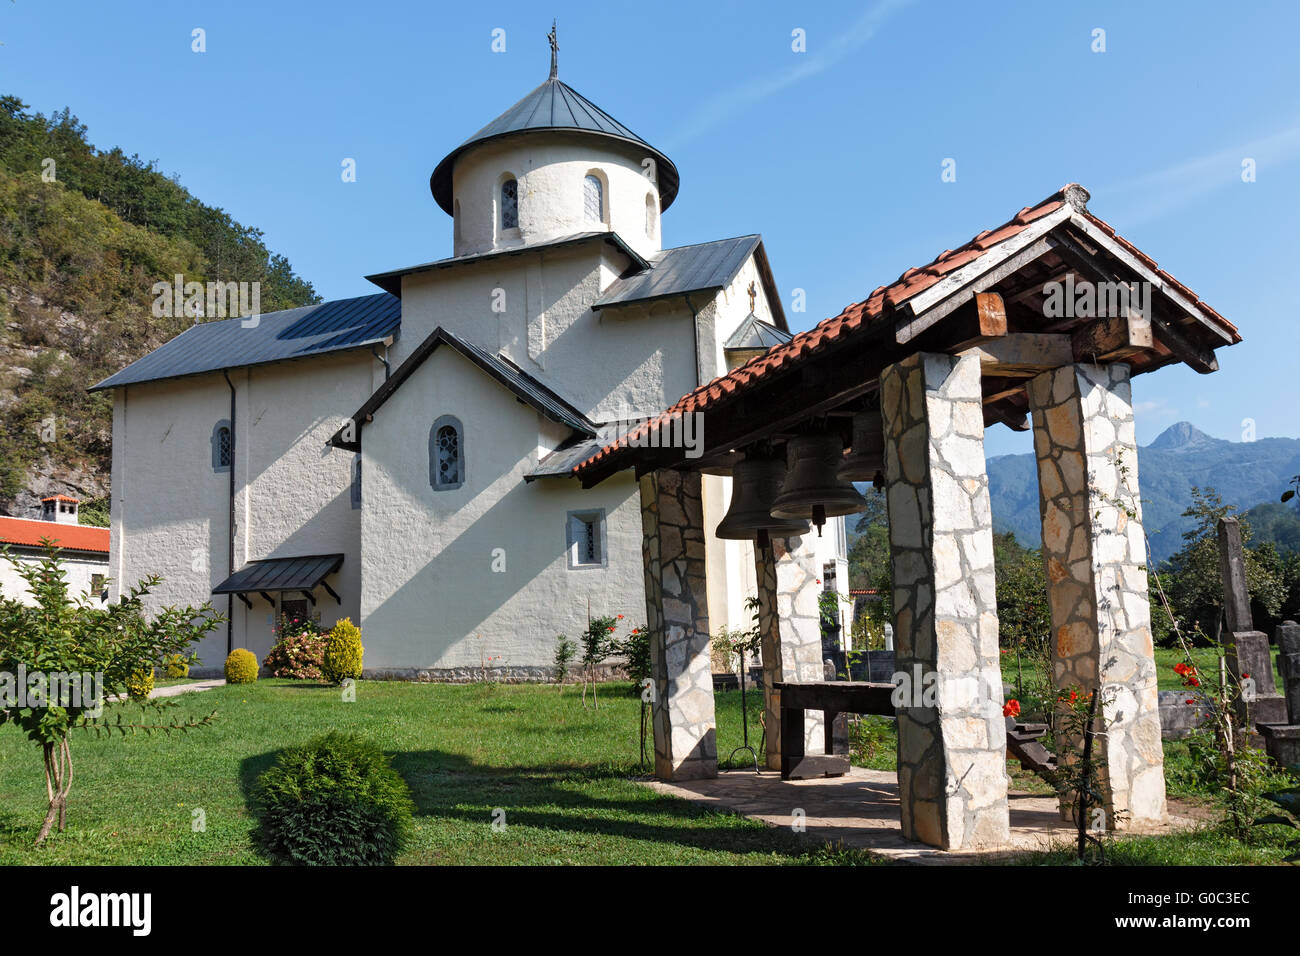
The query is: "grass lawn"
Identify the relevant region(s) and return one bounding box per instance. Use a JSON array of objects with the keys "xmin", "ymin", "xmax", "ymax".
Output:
[
  {"xmin": 1000, "ymin": 646, "xmax": 1286, "ymax": 694},
  {"xmin": 2, "ymin": 677, "xmax": 1292, "ymax": 866},
  {"xmin": 0, "ymin": 679, "xmax": 874, "ymax": 866}
]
